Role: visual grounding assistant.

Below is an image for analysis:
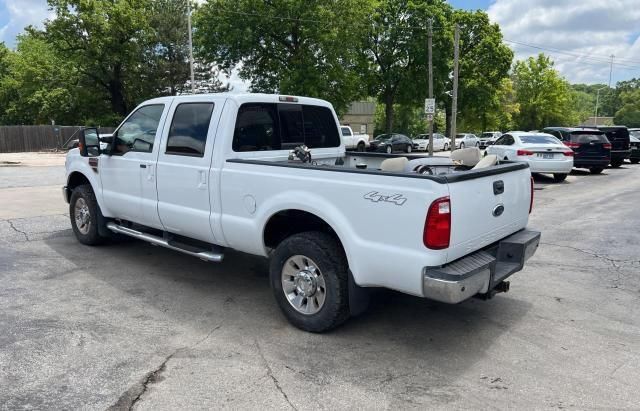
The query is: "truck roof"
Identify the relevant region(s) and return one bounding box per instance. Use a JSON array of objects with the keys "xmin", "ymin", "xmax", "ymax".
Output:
[{"xmin": 143, "ymin": 93, "xmax": 334, "ymax": 109}]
